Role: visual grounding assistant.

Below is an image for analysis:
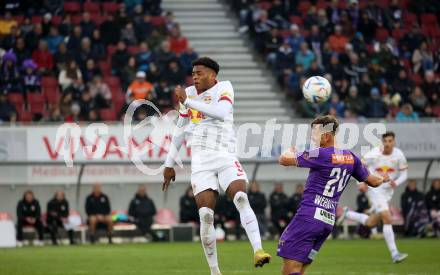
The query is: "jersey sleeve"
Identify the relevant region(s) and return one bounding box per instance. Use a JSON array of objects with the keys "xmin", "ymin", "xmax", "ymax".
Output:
[
  {"xmin": 397, "ymin": 150, "xmax": 408, "ymax": 171},
  {"xmin": 218, "ymin": 81, "xmax": 234, "ymax": 104},
  {"xmin": 352, "ymin": 153, "xmax": 370, "ymax": 182},
  {"xmin": 296, "ymin": 148, "xmax": 323, "ymax": 169}
]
